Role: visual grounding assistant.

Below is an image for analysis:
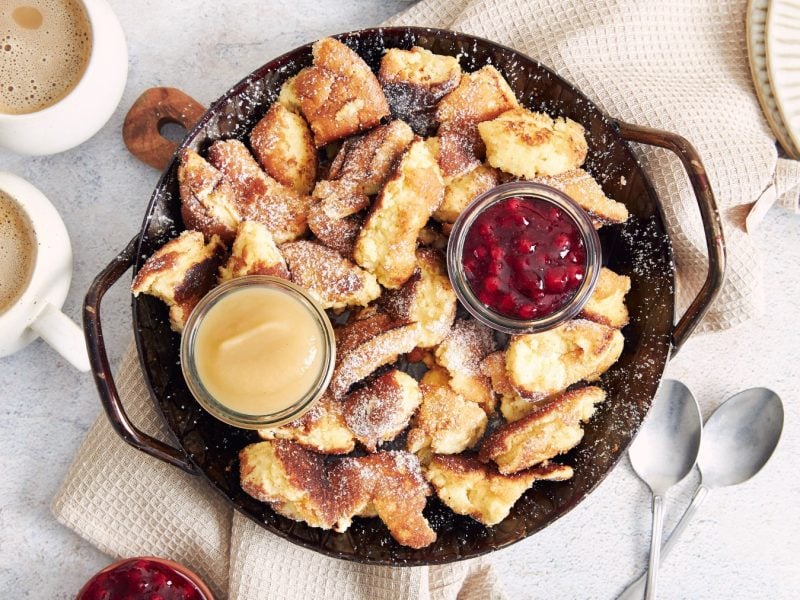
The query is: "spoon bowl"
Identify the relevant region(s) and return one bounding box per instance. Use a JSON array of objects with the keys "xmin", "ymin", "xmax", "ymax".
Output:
[{"xmin": 699, "ymin": 387, "xmax": 784, "ymax": 489}]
